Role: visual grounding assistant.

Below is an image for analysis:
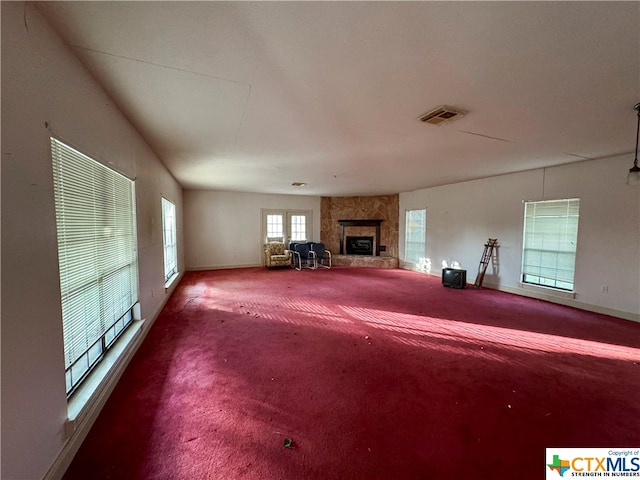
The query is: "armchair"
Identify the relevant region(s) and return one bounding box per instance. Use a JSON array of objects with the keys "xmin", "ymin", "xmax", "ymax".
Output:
[{"xmin": 264, "ymin": 242, "xmax": 291, "ymax": 268}]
